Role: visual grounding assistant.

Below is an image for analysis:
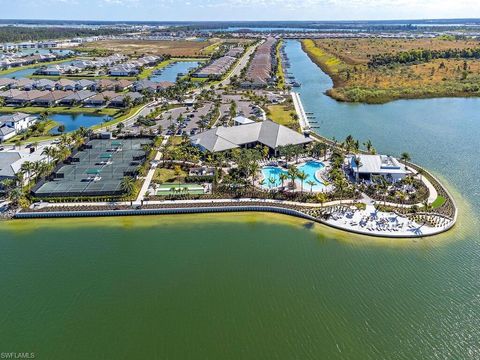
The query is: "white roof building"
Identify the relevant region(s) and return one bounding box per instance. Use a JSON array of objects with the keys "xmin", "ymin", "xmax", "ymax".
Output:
[
  {"xmin": 349, "ymin": 154, "xmax": 408, "ymax": 182},
  {"xmin": 233, "ymin": 116, "xmax": 255, "ymax": 126}
]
